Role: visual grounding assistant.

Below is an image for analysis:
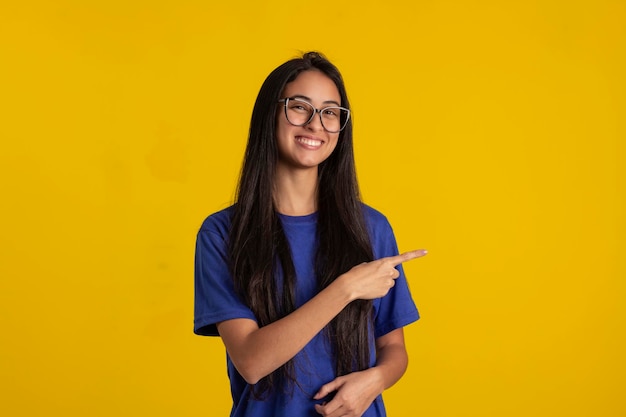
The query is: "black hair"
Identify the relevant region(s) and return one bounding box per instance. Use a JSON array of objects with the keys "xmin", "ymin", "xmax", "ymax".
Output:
[{"xmin": 228, "ymin": 51, "xmax": 374, "ymax": 398}]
